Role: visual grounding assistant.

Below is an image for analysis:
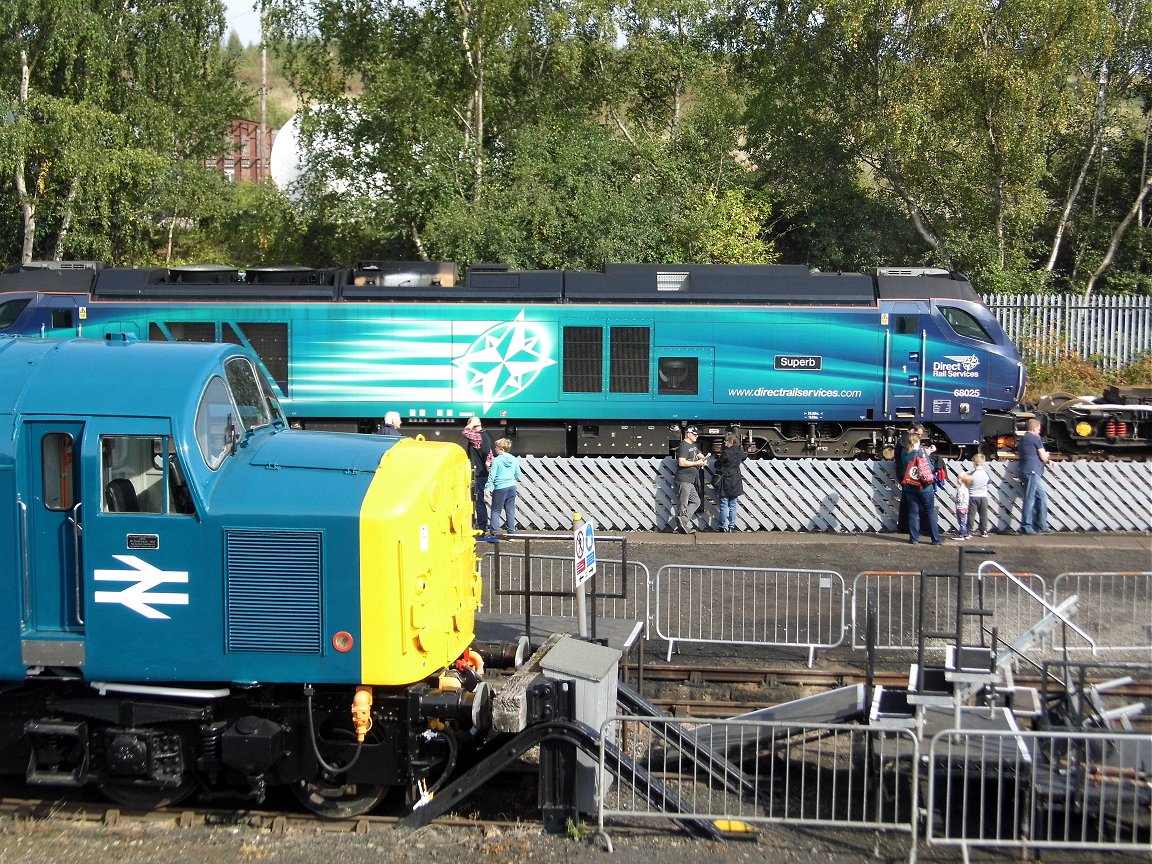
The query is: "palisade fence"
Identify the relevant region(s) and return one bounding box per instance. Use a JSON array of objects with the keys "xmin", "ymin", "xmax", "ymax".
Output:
[
  {"xmin": 513, "ymin": 456, "xmax": 1152, "ymax": 533},
  {"xmin": 984, "ymin": 293, "xmax": 1152, "ymax": 369}
]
